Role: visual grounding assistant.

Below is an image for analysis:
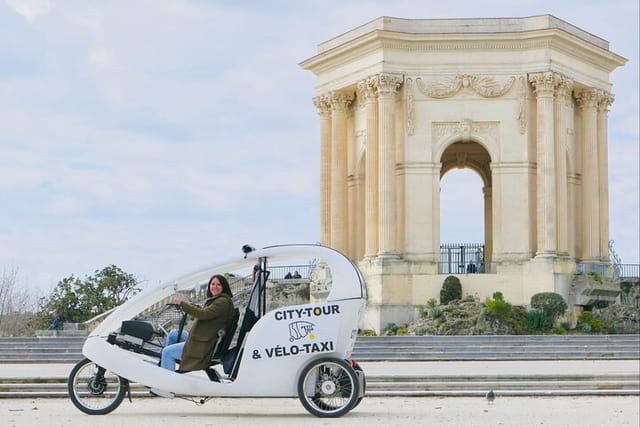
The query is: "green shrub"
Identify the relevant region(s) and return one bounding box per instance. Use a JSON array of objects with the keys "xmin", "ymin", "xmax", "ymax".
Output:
[
  {"xmin": 577, "ymin": 311, "xmax": 606, "ymax": 333},
  {"xmin": 463, "ymin": 294, "xmax": 476, "ymax": 302},
  {"xmin": 524, "ymin": 309, "xmax": 551, "ymax": 331},
  {"xmin": 426, "ymin": 298, "xmax": 438, "ymax": 308},
  {"xmin": 530, "ymin": 292, "xmax": 568, "ymax": 322},
  {"xmin": 359, "ymin": 329, "xmax": 377, "ymax": 336},
  {"xmin": 552, "ymin": 326, "xmax": 567, "ymax": 335},
  {"xmin": 428, "ymin": 305, "xmax": 444, "ymax": 319},
  {"xmin": 587, "ymin": 271, "xmax": 604, "ymax": 284},
  {"xmin": 485, "ymin": 293, "xmax": 512, "ymax": 321},
  {"xmin": 440, "ymin": 276, "xmax": 462, "ymax": 305}
]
